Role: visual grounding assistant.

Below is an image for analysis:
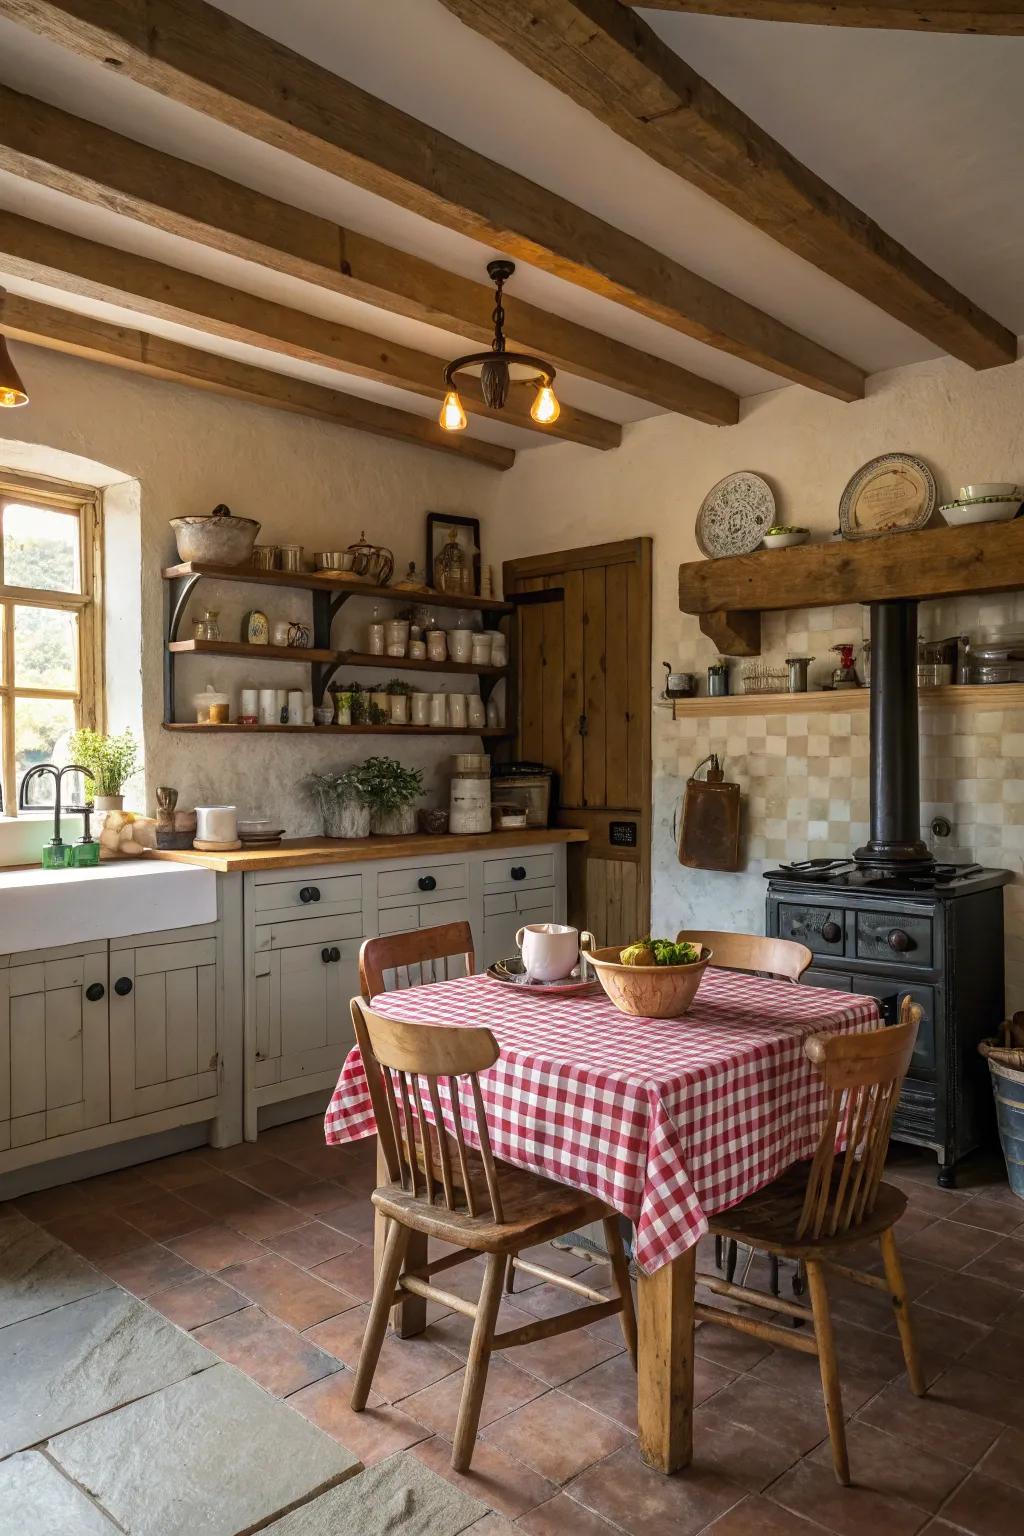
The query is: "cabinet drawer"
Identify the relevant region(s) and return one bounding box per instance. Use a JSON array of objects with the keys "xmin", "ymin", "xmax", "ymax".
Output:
[
  {"xmin": 483, "ymin": 853, "xmax": 554, "ymax": 891},
  {"xmin": 256, "ymin": 911, "xmax": 364, "ymax": 950},
  {"xmin": 378, "ymin": 863, "xmax": 468, "ymax": 903},
  {"xmin": 778, "ymin": 903, "xmax": 846, "ymax": 958},
  {"xmin": 484, "ymin": 887, "xmax": 557, "ymax": 917},
  {"xmin": 855, "ymin": 911, "xmax": 933, "ymax": 968},
  {"xmin": 852, "ymin": 978, "xmax": 936, "ymax": 1074},
  {"xmin": 252, "ymin": 874, "xmax": 362, "ymax": 915},
  {"xmin": 379, "ymin": 899, "xmax": 471, "ymax": 937}
]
